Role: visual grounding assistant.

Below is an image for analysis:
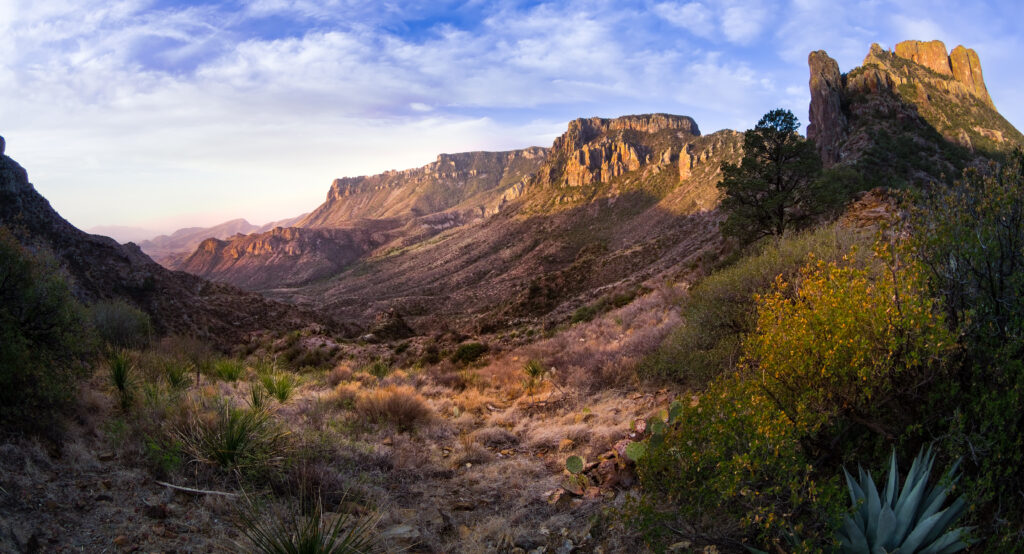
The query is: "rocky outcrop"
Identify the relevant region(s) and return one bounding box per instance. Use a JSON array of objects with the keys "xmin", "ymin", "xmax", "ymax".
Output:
[
  {"xmin": 806, "ymin": 40, "xmax": 1020, "ymax": 174},
  {"xmin": 807, "ymin": 50, "xmax": 848, "ymax": 166},
  {"xmin": 0, "ymin": 148, "xmax": 336, "ymax": 346},
  {"xmin": 894, "ymin": 40, "xmax": 953, "ymax": 76},
  {"xmin": 949, "ymin": 45, "xmax": 993, "ymax": 108},
  {"xmin": 536, "ymin": 114, "xmax": 703, "ymax": 195},
  {"xmin": 889, "ymin": 40, "xmax": 994, "ymax": 108}
]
